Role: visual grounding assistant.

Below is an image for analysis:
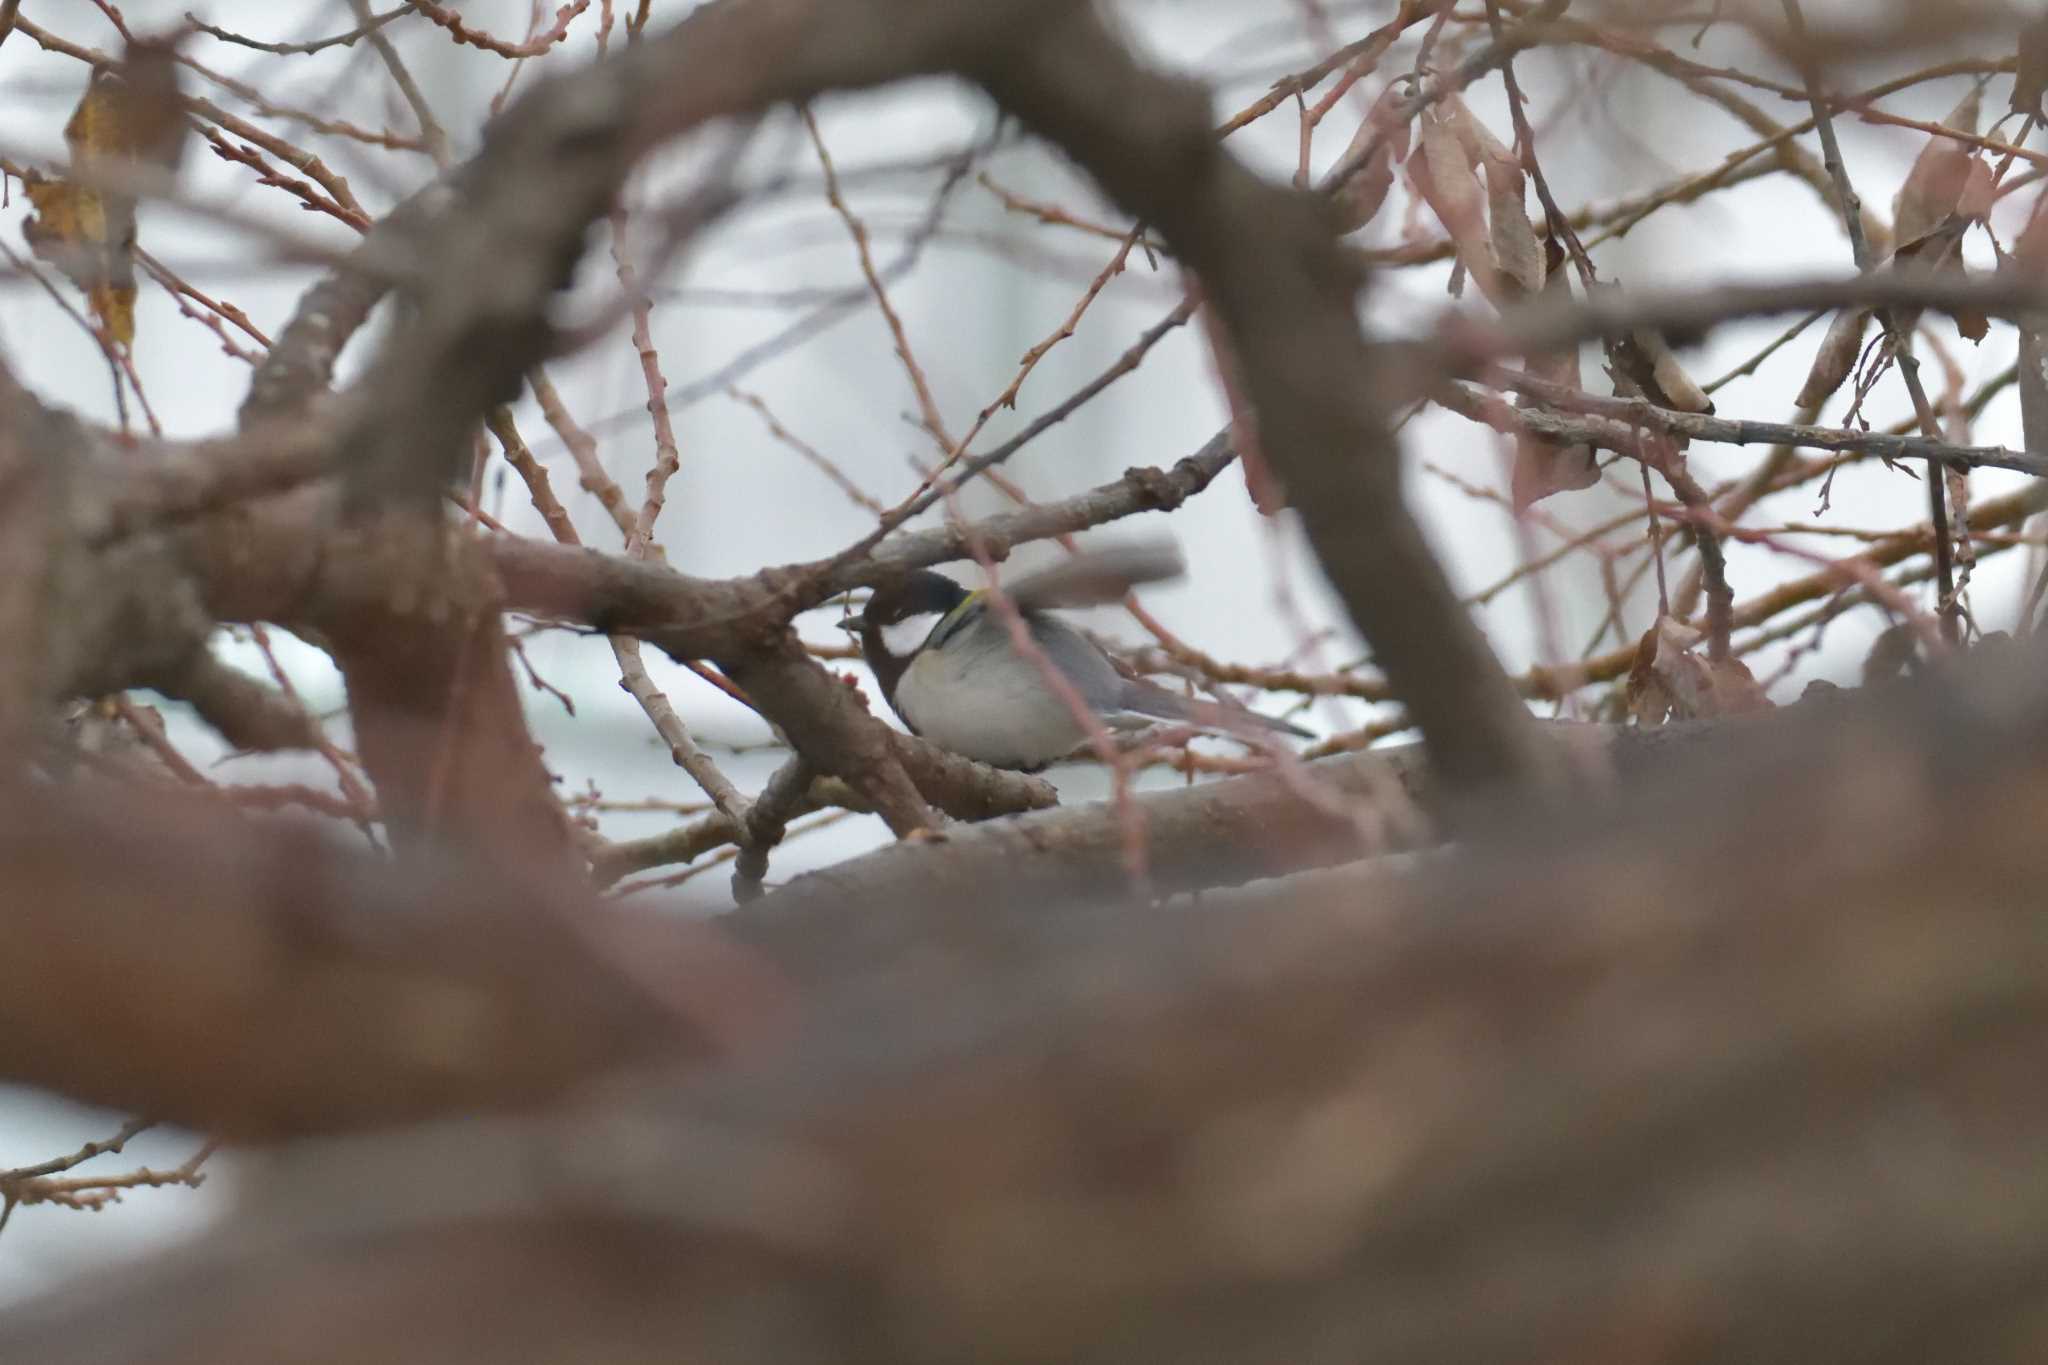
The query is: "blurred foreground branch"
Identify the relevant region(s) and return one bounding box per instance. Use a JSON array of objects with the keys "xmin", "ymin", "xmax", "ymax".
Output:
[{"xmin": 5, "ymin": 648, "xmax": 2048, "ymax": 1362}]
